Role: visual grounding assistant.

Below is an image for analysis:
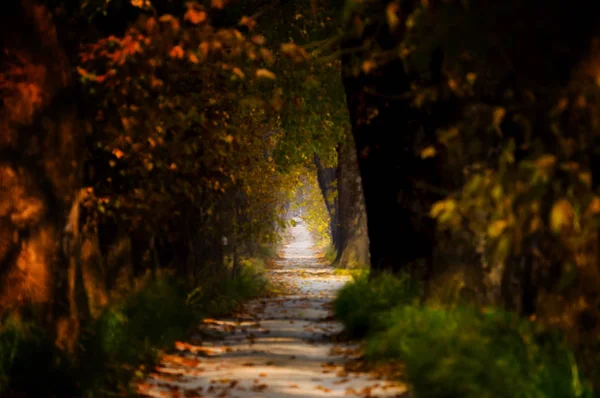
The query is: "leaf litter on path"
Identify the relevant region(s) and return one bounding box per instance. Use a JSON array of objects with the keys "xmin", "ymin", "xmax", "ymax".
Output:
[{"xmin": 135, "ymin": 223, "xmax": 407, "ymax": 397}]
